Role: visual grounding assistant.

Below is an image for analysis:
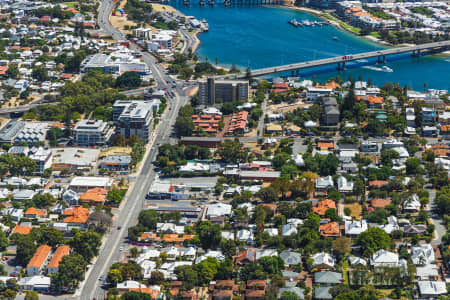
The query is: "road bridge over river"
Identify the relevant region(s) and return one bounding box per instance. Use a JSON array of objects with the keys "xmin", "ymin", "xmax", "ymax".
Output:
[{"xmin": 215, "ymin": 40, "xmax": 450, "ymax": 79}]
